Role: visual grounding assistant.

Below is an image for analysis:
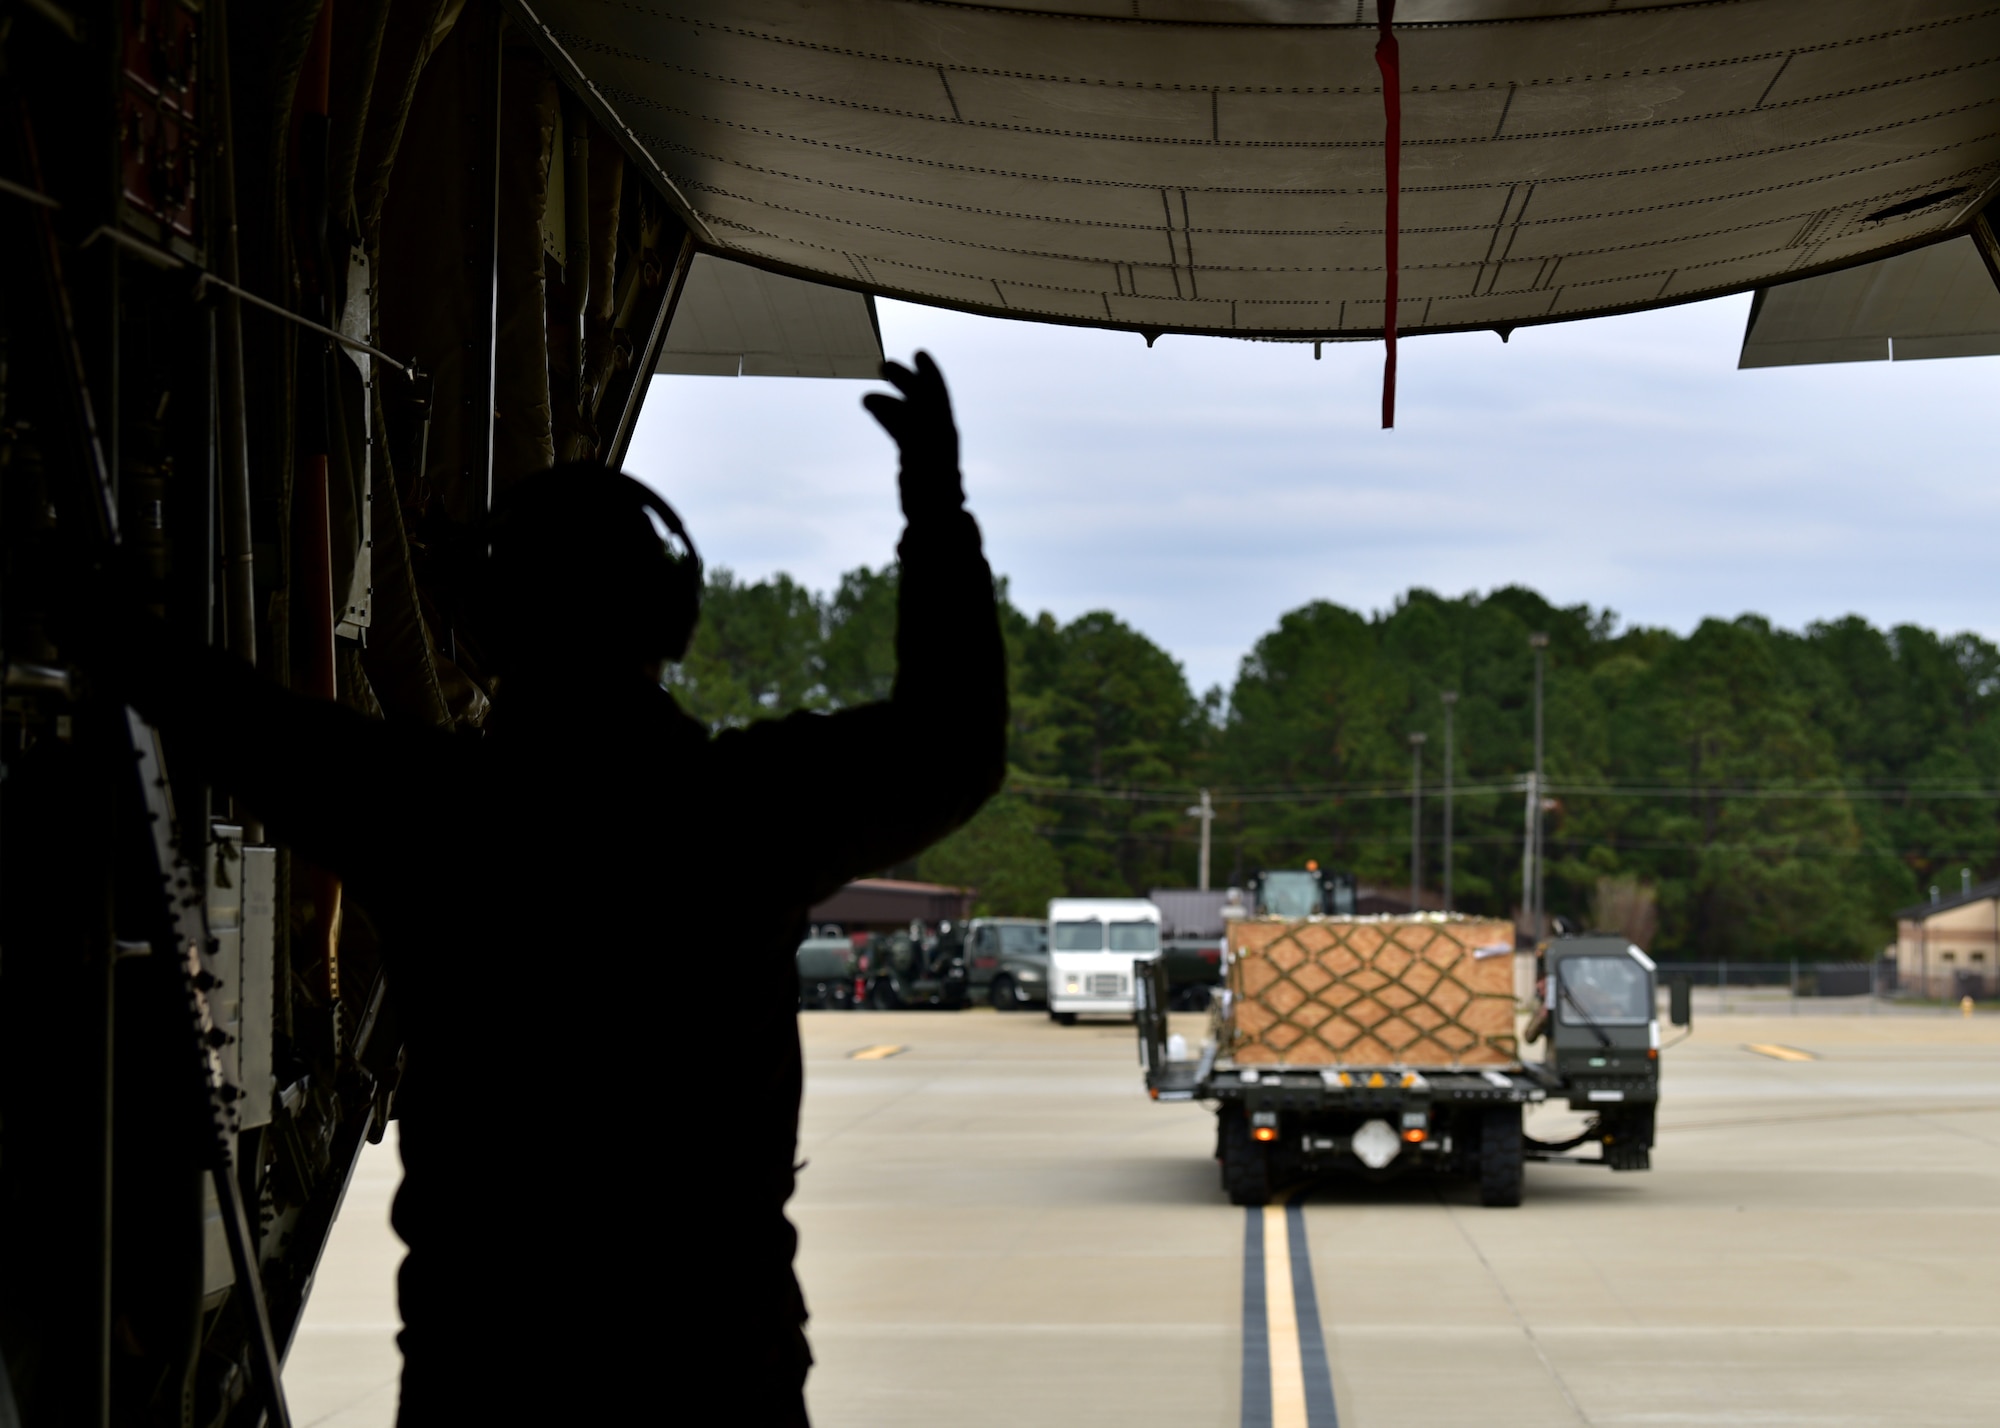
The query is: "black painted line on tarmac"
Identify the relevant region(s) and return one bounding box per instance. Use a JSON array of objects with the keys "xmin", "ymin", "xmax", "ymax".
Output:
[
  {"xmin": 1242, "ymin": 1205, "xmax": 1272, "ymax": 1428},
  {"xmin": 1287, "ymin": 1195, "xmax": 1340, "ymax": 1427},
  {"xmin": 1243, "ymin": 1196, "xmax": 1340, "ymax": 1428}
]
